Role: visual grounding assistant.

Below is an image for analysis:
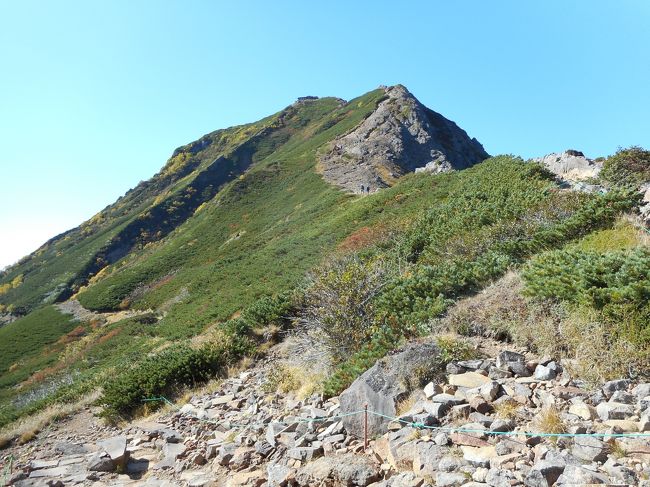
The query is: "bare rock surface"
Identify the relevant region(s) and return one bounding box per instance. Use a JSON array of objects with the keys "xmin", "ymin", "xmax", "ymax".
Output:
[
  {"xmin": 319, "ymin": 84, "xmax": 488, "ymax": 193},
  {"xmin": 532, "ymin": 149, "xmax": 603, "ymax": 182},
  {"xmin": 339, "ymin": 340, "xmax": 441, "ymax": 437}
]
